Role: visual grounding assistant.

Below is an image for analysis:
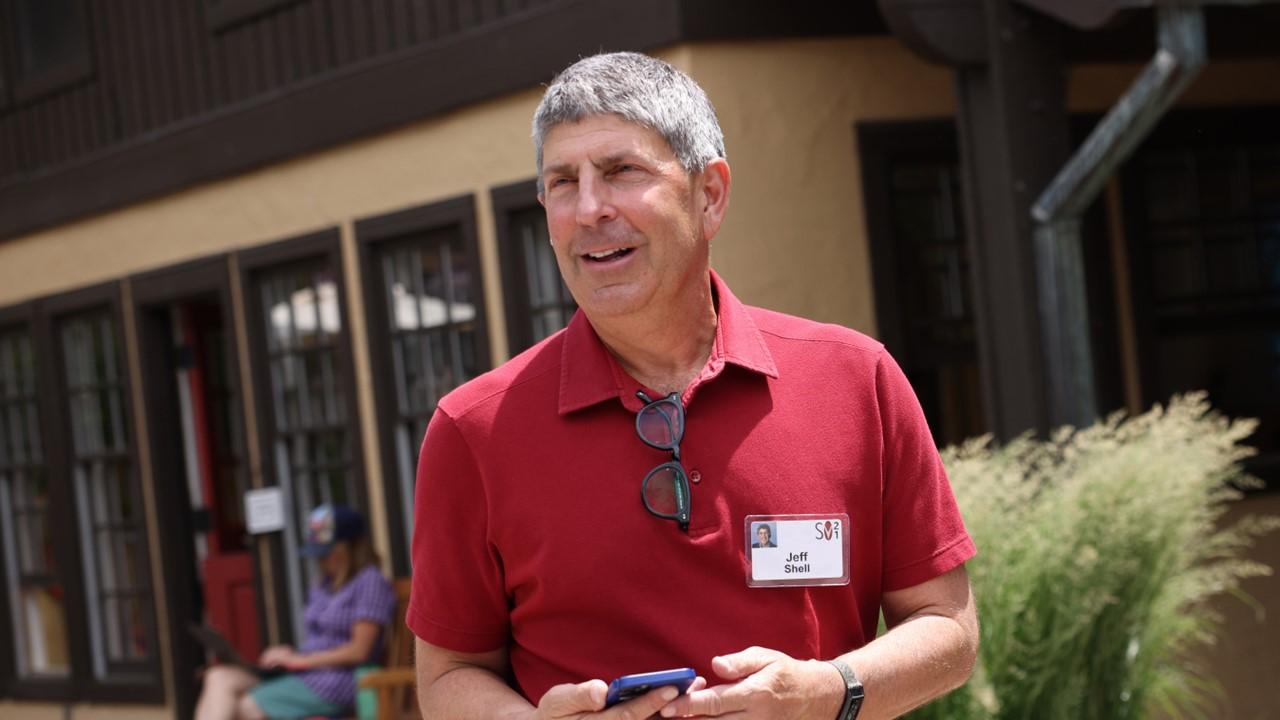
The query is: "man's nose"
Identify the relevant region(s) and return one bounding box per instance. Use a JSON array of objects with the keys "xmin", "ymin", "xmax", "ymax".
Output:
[{"xmin": 575, "ymin": 172, "xmax": 616, "ymax": 227}]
